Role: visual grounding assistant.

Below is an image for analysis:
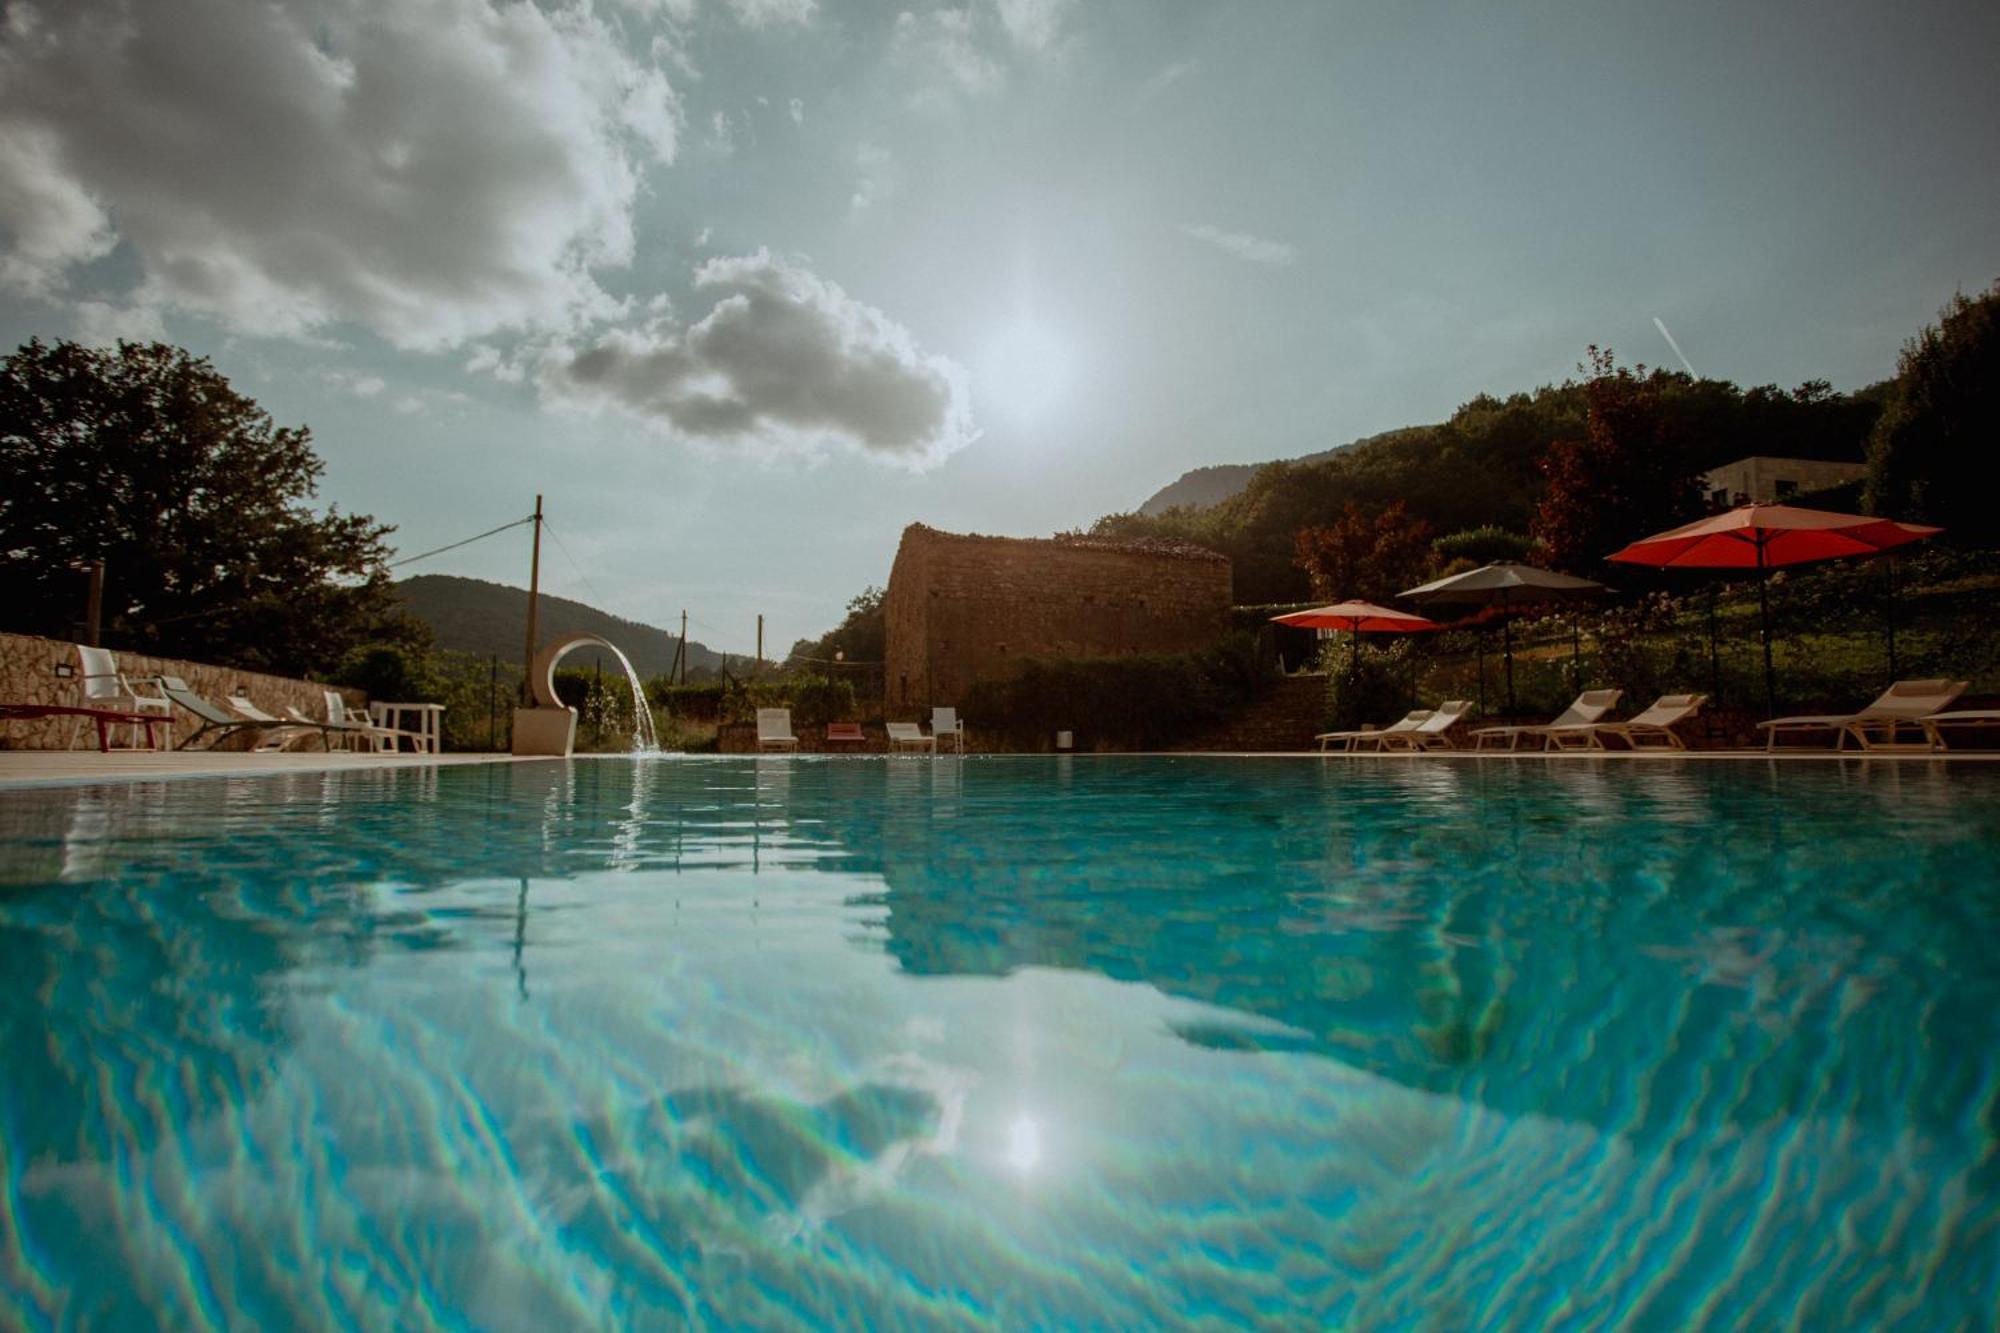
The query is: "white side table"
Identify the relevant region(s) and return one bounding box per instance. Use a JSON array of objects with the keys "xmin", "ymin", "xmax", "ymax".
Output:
[{"xmin": 369, "ymin": 701, "xmax": 445, "ymax": 754}]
